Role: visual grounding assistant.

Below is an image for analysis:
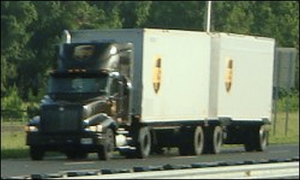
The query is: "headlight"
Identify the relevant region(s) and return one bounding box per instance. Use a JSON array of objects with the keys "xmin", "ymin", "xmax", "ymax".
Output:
[
  {"xmin": 85, "ymin": 124, "xmax": 103, "ymax": 132},
  {"xmin": 24, "ymin": 125, "xmax": 38, "ymax": 132}
]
